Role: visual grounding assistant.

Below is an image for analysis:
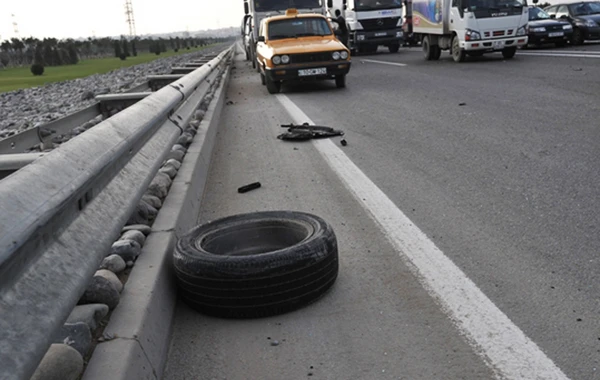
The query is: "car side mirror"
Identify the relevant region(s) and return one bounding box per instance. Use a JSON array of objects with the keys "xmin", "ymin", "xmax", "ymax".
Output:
[
  {"xmin": 257, "ymin": 36, "xmax": 265, "ymax": 43},
  {"xmin": 244, "ymin": 1, "xmax": 249, "ymax": 14}
]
